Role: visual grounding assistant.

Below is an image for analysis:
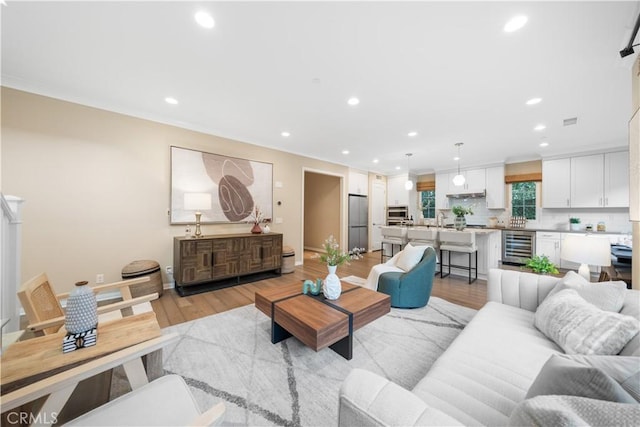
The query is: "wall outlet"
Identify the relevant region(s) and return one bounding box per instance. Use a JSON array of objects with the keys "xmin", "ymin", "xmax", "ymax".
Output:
[
  {"xmin": 96, "ymin": 273, "xmax": 104, "ymax": 284},
  {"xmin": 165, "ymin": 266, "xmax": 173, "ymax": 275}
]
